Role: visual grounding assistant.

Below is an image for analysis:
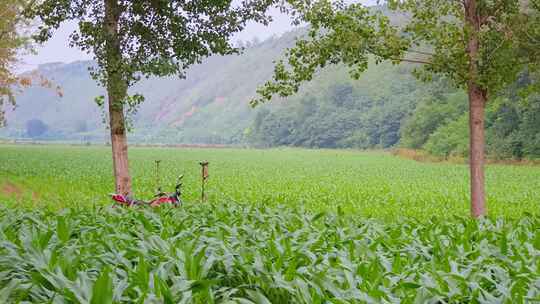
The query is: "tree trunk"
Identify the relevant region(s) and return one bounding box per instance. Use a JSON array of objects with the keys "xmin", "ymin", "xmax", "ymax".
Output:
[
  {"xmin": 105, "ymin": 0, "xmax": 132, "ymax": 196},
  {"xmin": 467, "ymin": 83, "xmax": 487, "ymax": 217},
  {"xmin": 465, "ymin": 0, "xmax": 487, "ymax": 217}
]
